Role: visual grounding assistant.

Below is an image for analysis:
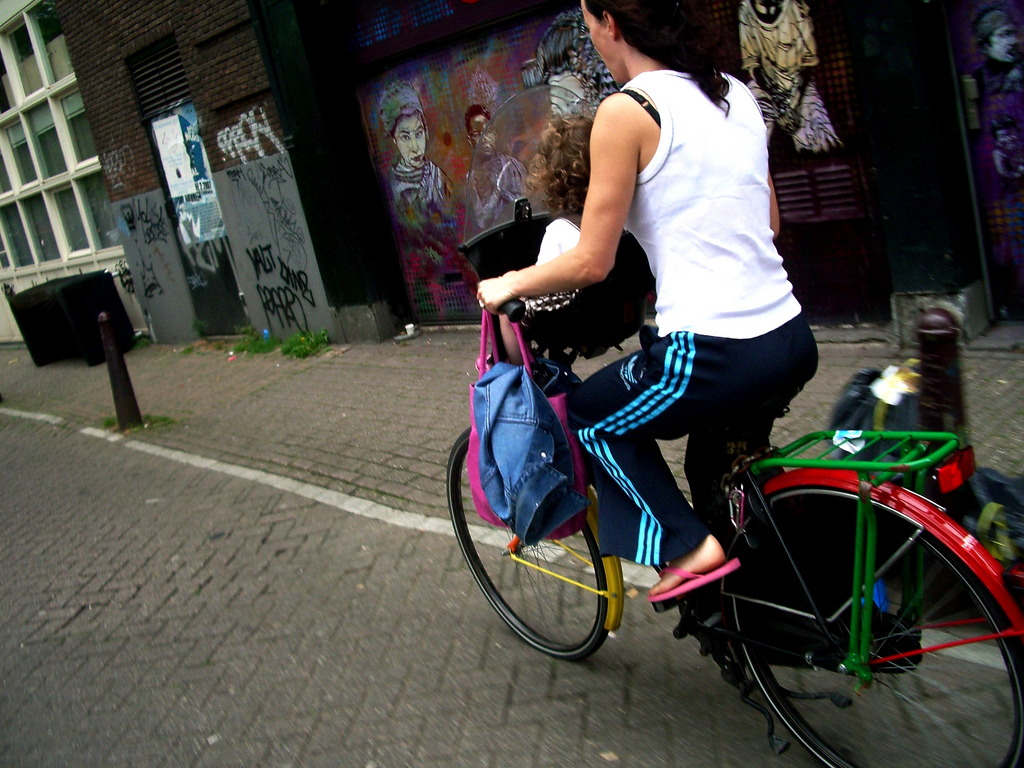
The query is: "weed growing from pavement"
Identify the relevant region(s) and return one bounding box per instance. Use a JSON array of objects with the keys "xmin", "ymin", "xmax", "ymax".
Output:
[
  {"xmin": 178, "ymin": 327, "xmax": 331, "ymax": 358},
  {"xmin": 232, "ymin": 326, "xmax": 281, "ymax": 355},
  {"xmin": 131, "ymin": 334, "xmax": 153, "ymax": 350},
  {"xmin": 281, "ymin": 329, "xmax": 330, "ymax": 359},
  {"xmin": 102, "ymin": 414, "xmax": 176, "ymax": 432}
]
